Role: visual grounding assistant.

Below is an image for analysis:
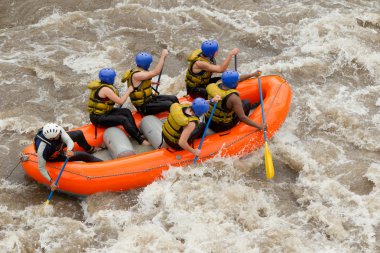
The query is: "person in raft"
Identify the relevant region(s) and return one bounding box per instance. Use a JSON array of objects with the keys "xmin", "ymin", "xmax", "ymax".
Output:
[
  {"xmin": 87, "ymin": 68, "xmax": 150, "ymax": 145},
  {"xmin": 34, "ymin": 123, "xmax": 103, "ymax": 190},
  {"xmin": 121, "ymin": 49, "xmax": 179, "ymax": 115},
  {"xmin": 185, "ymin": 40, "xmax": 239, "ymax": 99},
  {"xmin": 162, "ymin": 96, "xmax": 221, "ymax": 156},
  {"xmin": 205, "ymin": 70, "xmax": 264, "ymax": 133}
]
